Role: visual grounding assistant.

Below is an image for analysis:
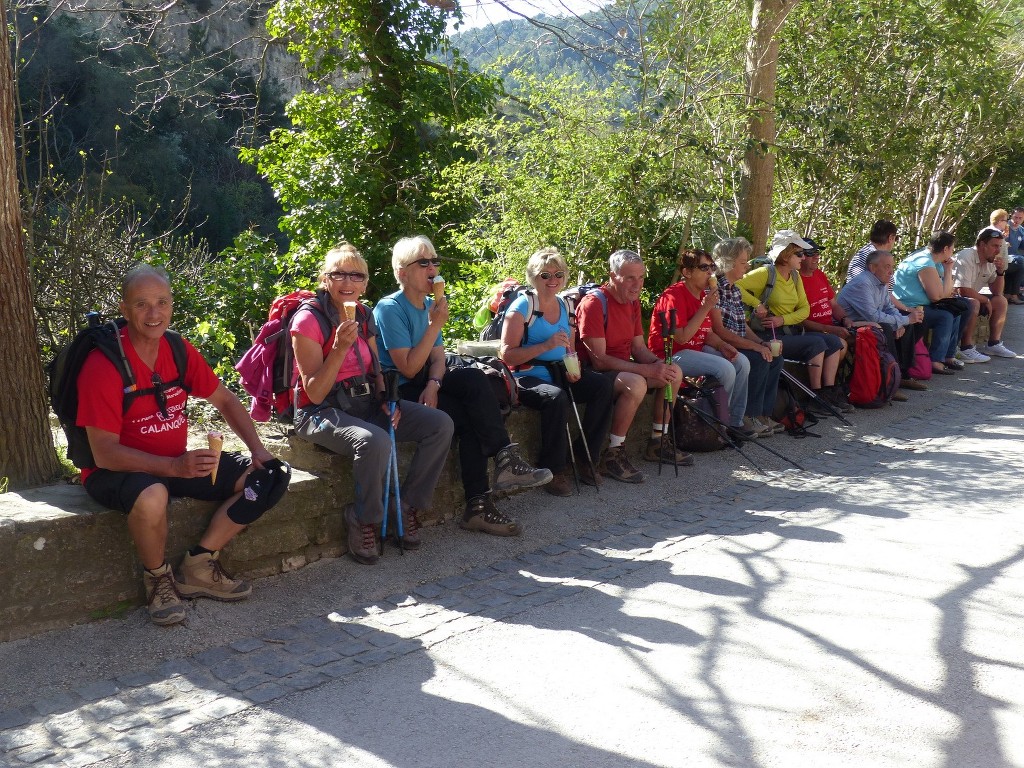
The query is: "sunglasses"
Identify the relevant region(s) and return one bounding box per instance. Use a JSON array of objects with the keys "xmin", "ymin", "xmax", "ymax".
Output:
[
  {"xmin": 410, "ymin": 258, "xmax": 442, "ymax": 268},
  {"xmin": 327, "ymin": 271, "xmax": 367, "ymax": 283},
  {"xmin": 695, "ymin": 264, "xmax": 714, "ymax": 272},
  {"xmin": 539, "ymin": 271, "xmax": 565, "ymax": 280},
  {"xmin": 152, "ymin": 373, "xmax": 170, "ymax": 419}
]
